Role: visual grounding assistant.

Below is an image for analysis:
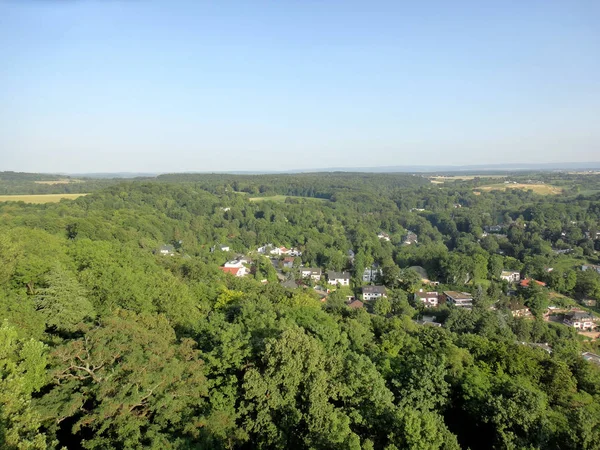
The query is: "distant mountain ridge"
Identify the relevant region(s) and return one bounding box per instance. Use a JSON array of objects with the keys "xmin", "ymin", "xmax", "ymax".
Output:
[{"xmin": 4, "ymin": 161, "xmax": 600, "ymax": 179}]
